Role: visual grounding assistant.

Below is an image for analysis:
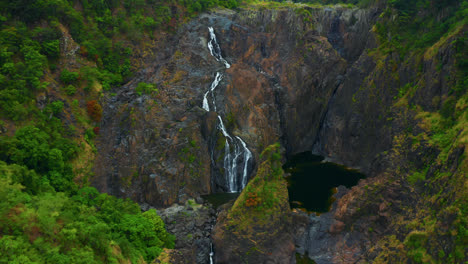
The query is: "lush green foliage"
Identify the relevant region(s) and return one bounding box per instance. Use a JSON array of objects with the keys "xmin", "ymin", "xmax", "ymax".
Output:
[
  {"xmin": 375, "ymin": 0, "xmax": 467, "ymax": 58},
  {"xmin": 135, "ymin": 82, "xmax": 158, "ymax": 96},
  {"xmin": 0, "ymin": 171, "xmax": 174, "ymax": 263},
  {"xmin": 358, "ymin": 1, "xmax": 467, "ymax": 263},
  {"xmin": 0, "ymin": 121, "xmax": 79, "ymax": 191},
  {"xmin": 179, "ymin": 0, "xmax": 243, "ymax": 13},
  {"xmin": 0, "ymin": 1, "xmax": 202, "ymax": 262},
  {"xmin": 228, "ymin": 143, "xmax": 288, "ymax": 228},
  {"xmin": 0, "ymin": 125, "xmax": 174, "ymax": 262},
  {"xmin": 258, "ymin": 0, "xmax": 375, "ymax": 7}
]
